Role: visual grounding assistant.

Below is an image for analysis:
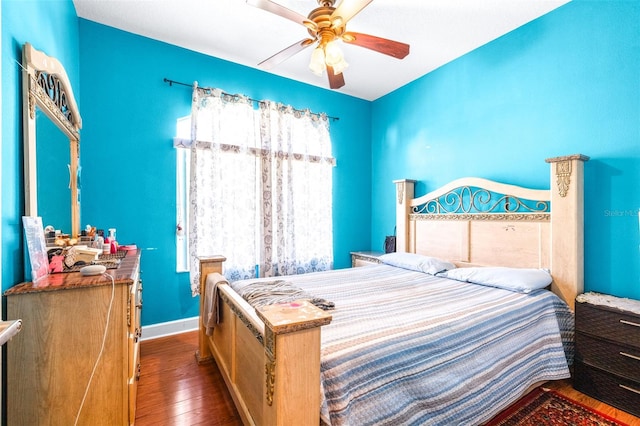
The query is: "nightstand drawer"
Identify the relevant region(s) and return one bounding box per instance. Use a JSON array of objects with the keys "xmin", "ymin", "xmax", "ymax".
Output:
[
  {"xmin": 353, "ymin": 258, "xmax": 376, "ymax": 267},
  {"xmin": 574, "ymin": 361, "xmax": 640, "ymax": 417},
  {"xmin": 575, "ymin": 302, "xmax": 640, "ymax": 350},
  {"xmin": 575, "ymin": 331, "xmax": 640, "ymax": 382},
  {"xmin": 350, "ymin": 251, "xmax": 384, "ymax": 267}
]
